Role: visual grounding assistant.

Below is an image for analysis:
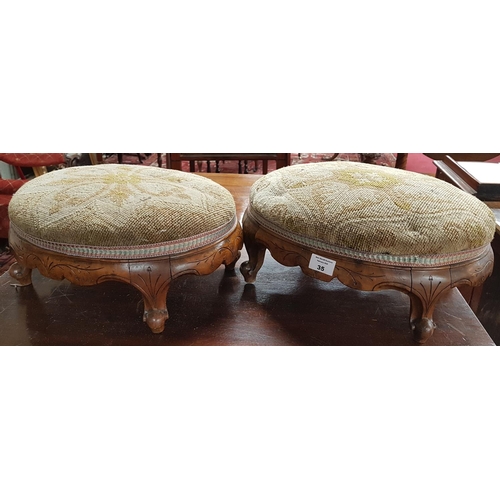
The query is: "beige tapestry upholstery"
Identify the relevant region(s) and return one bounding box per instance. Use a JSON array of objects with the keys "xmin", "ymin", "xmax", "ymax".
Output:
[
  {"xmin": 249, "ymin": 161, "xmax": 496, "ymax": 265},
  {"xmin": 9, "ymin": 165, "xmax": 237, "ymax": 259}
]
